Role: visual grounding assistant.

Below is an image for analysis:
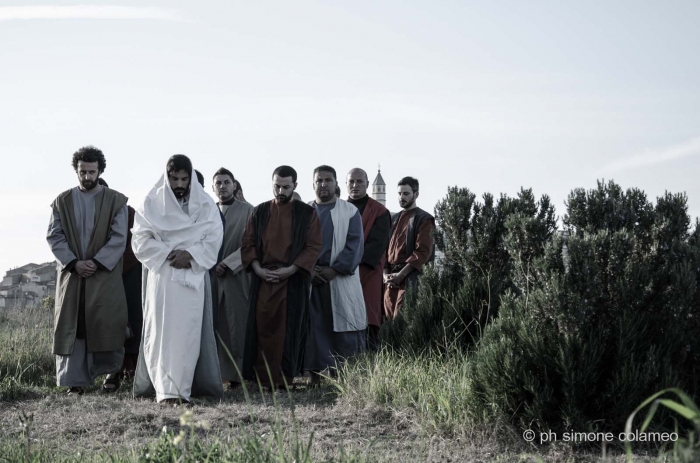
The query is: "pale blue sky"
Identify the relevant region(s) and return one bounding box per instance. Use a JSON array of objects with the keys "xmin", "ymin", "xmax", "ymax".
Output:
[{"xmin": 1, "ymin": 1, "xmax": 699, "ymax": 273}]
